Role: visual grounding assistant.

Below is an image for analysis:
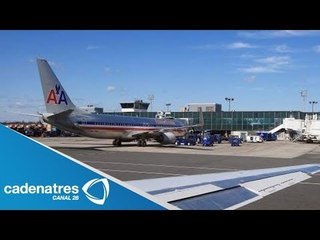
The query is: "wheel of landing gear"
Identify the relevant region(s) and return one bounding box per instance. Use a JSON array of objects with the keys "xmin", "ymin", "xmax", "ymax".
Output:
[
  {"xmin": 113, "ymin": 139, "xmax": 122, "ymax": 146},
  {"xmin": 137, "ymin": 139, "xmax": 146, "ymax": 147}
]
